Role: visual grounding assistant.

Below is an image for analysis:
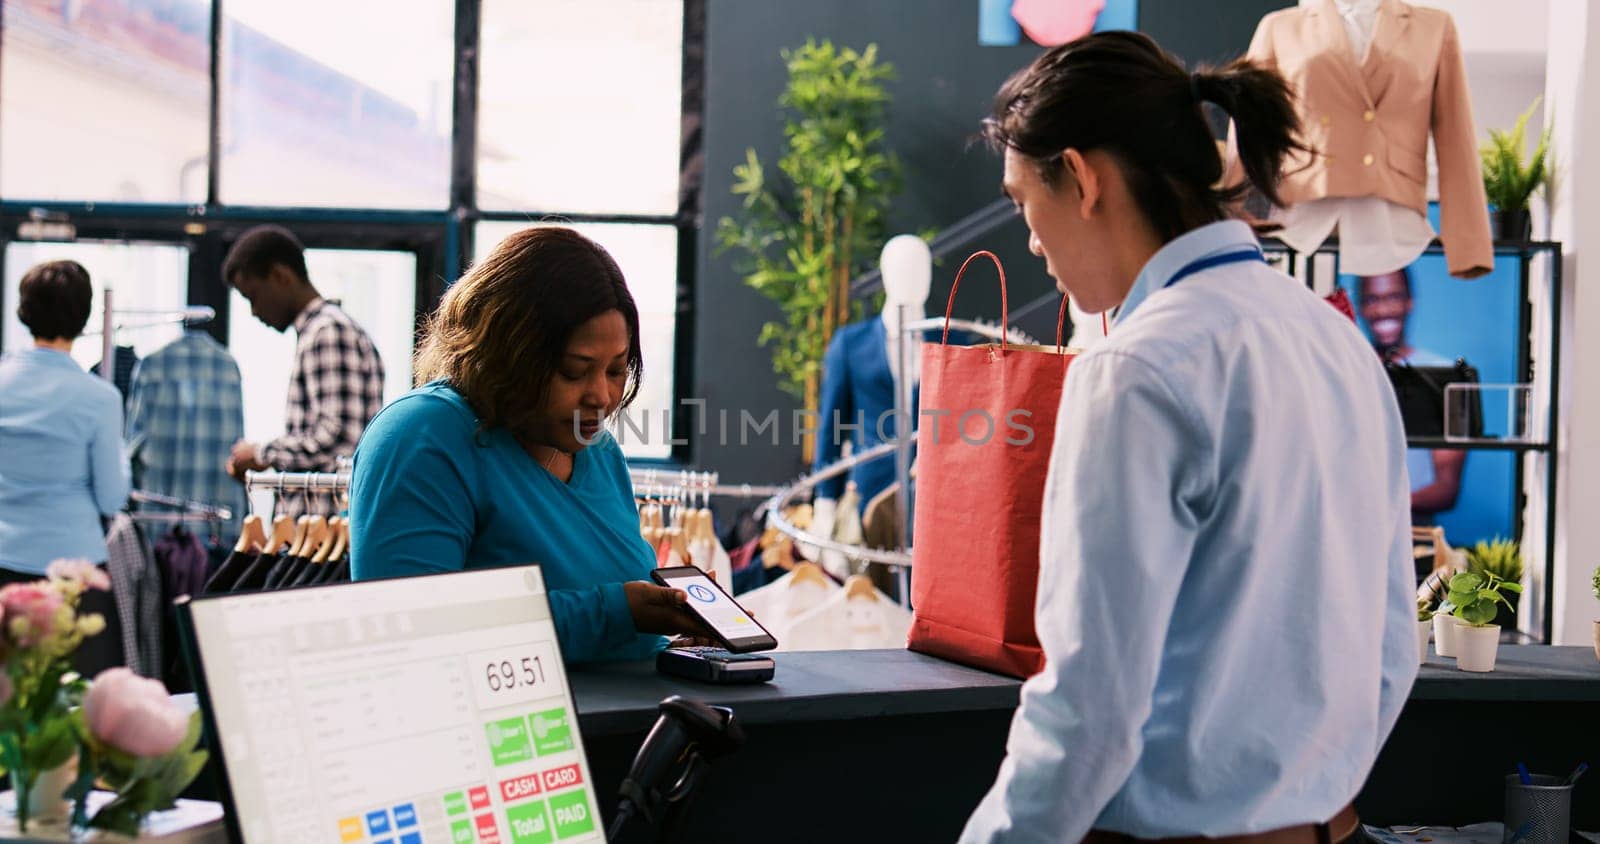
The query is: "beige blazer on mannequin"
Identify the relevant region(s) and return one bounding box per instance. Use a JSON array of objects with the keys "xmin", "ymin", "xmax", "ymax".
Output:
[{"xmin": 1241, "ymin": 0, "xmax": 1493, "ymax": 277}]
